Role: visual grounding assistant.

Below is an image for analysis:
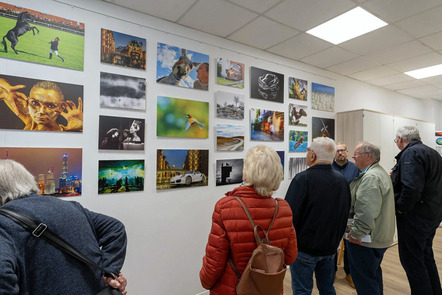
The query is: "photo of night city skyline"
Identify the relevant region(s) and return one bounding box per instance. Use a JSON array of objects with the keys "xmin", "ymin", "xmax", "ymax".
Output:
[{"xmin": 0, "ymin": 147, "xmax": 82, "ymax": 197}]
